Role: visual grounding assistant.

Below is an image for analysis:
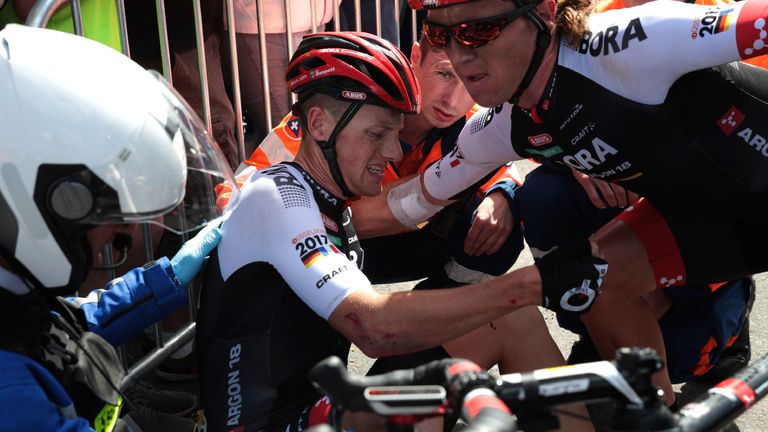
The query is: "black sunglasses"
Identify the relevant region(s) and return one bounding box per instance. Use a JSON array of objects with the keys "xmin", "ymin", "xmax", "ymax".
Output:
[{"xmin": 423, "ymin": 2, "xmax": 538, "ymax": 49}]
